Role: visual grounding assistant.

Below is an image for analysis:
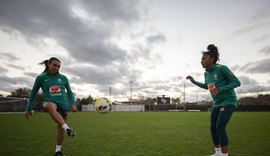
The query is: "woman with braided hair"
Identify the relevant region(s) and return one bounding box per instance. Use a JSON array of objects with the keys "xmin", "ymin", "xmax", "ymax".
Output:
[{"xmin": 25, "ymin": 57, "xmax": 78, "ymax": 156}]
